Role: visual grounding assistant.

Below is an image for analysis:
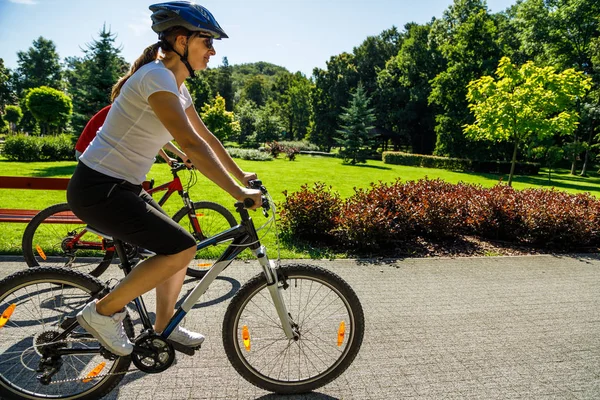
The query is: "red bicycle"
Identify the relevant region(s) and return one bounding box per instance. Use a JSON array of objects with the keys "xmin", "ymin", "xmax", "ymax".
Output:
[{"xmin": 21, "ymin": 163, "xmax": 236, "ymax": 278}]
